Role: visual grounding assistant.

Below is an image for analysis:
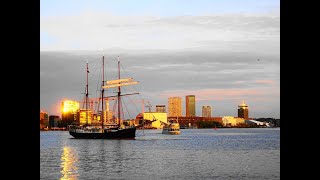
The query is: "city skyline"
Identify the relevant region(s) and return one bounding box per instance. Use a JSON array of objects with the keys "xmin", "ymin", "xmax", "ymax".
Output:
[{"xmin": 40, "ymin": 0, "xmax": 280, "ymax": 118}]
